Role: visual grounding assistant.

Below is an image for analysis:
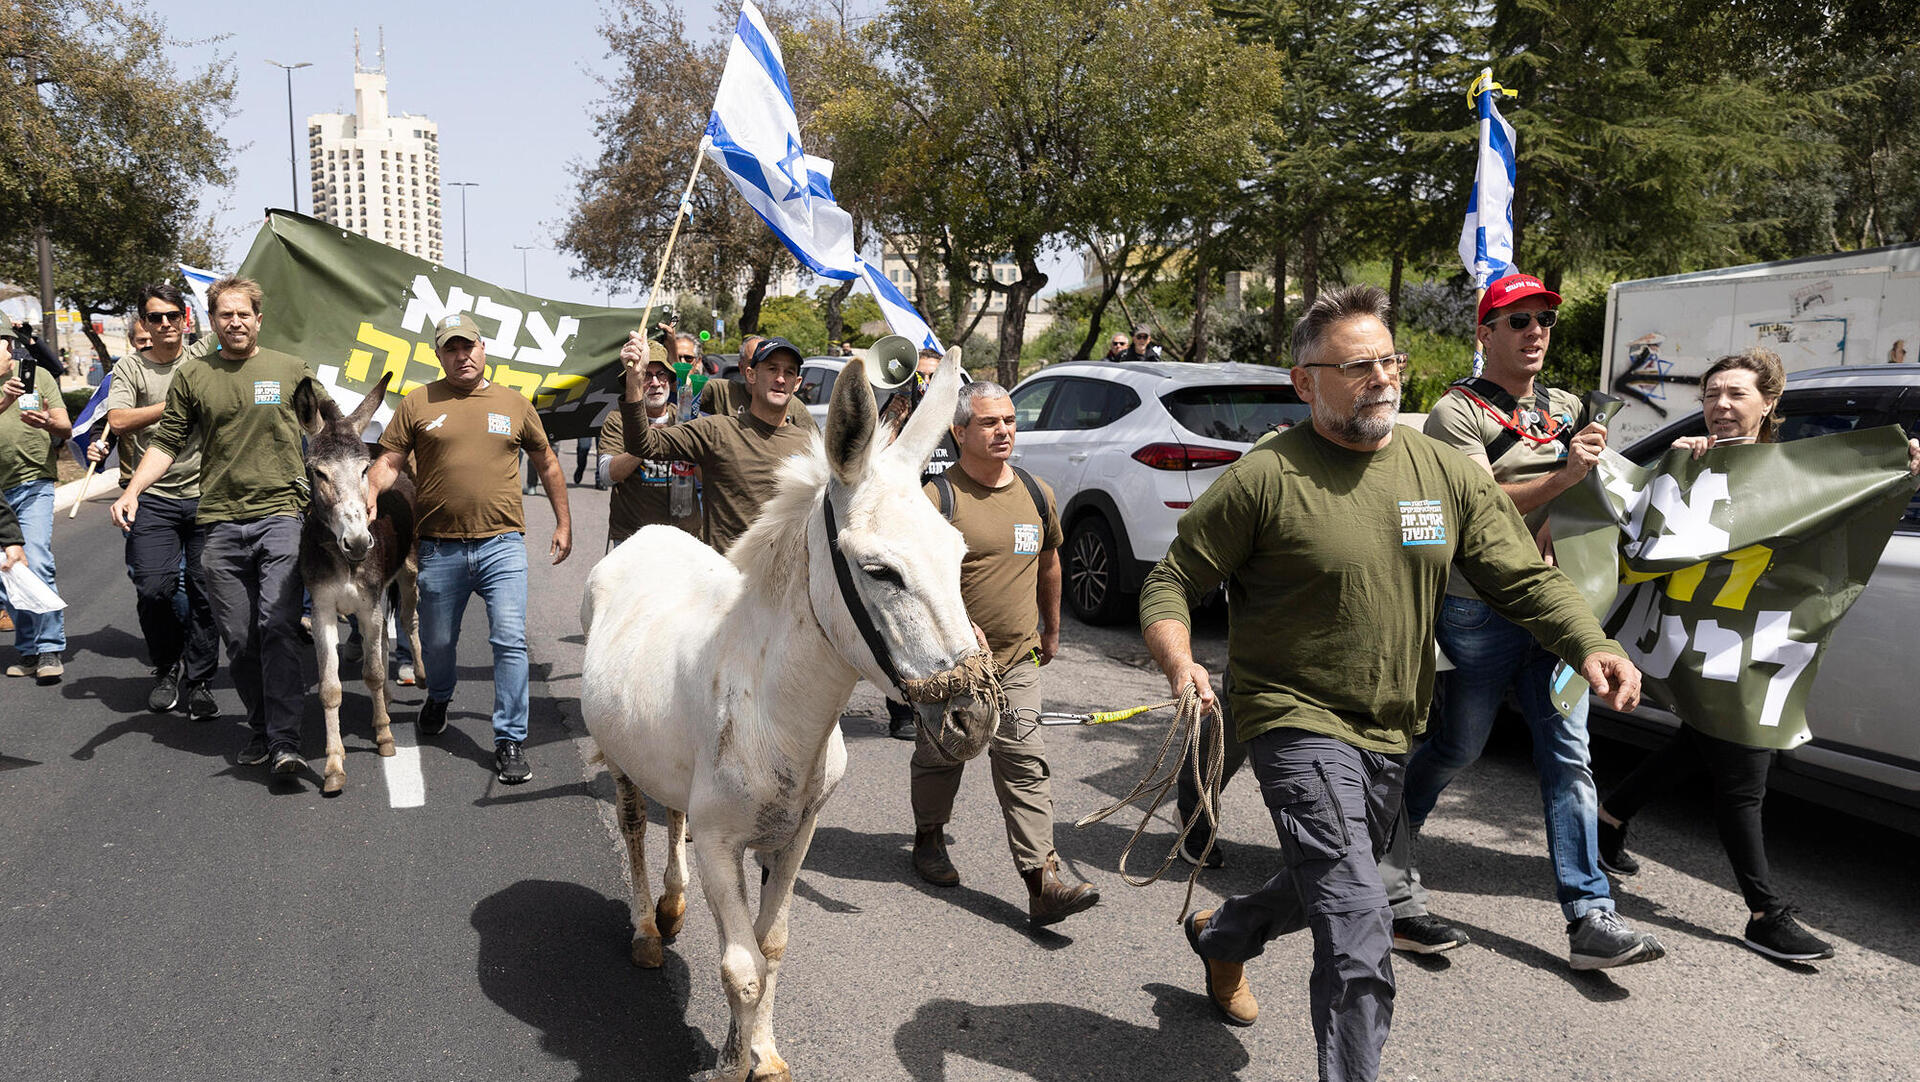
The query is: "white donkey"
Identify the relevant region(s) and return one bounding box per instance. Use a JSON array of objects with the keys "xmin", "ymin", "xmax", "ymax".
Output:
[{"xmin": 580, "ymin": 350, "xmax": 997, "ymax": 1081}]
